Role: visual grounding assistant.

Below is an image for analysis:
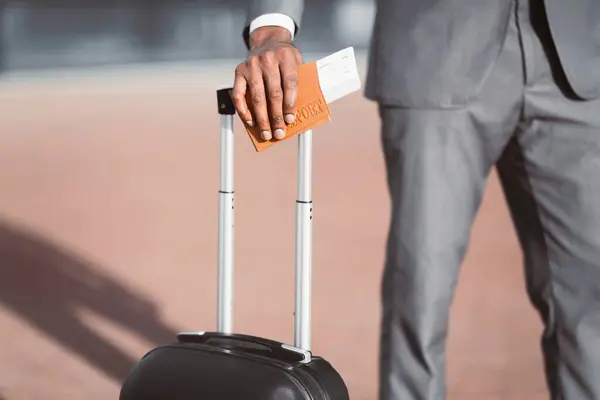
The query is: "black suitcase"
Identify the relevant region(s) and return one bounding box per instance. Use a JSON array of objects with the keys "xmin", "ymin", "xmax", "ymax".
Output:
[{"xmin": 118, "ymin": 87, "xmax": 350, "ymax": 400}]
